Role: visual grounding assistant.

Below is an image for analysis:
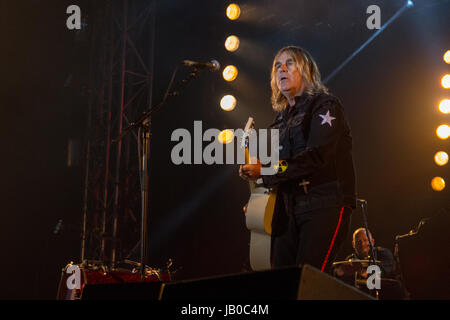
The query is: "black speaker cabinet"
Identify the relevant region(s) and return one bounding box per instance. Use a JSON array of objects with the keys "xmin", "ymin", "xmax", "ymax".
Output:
[{"xmin": 159, "ymin": 264, "xmax": 373, "ymax": 300}]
